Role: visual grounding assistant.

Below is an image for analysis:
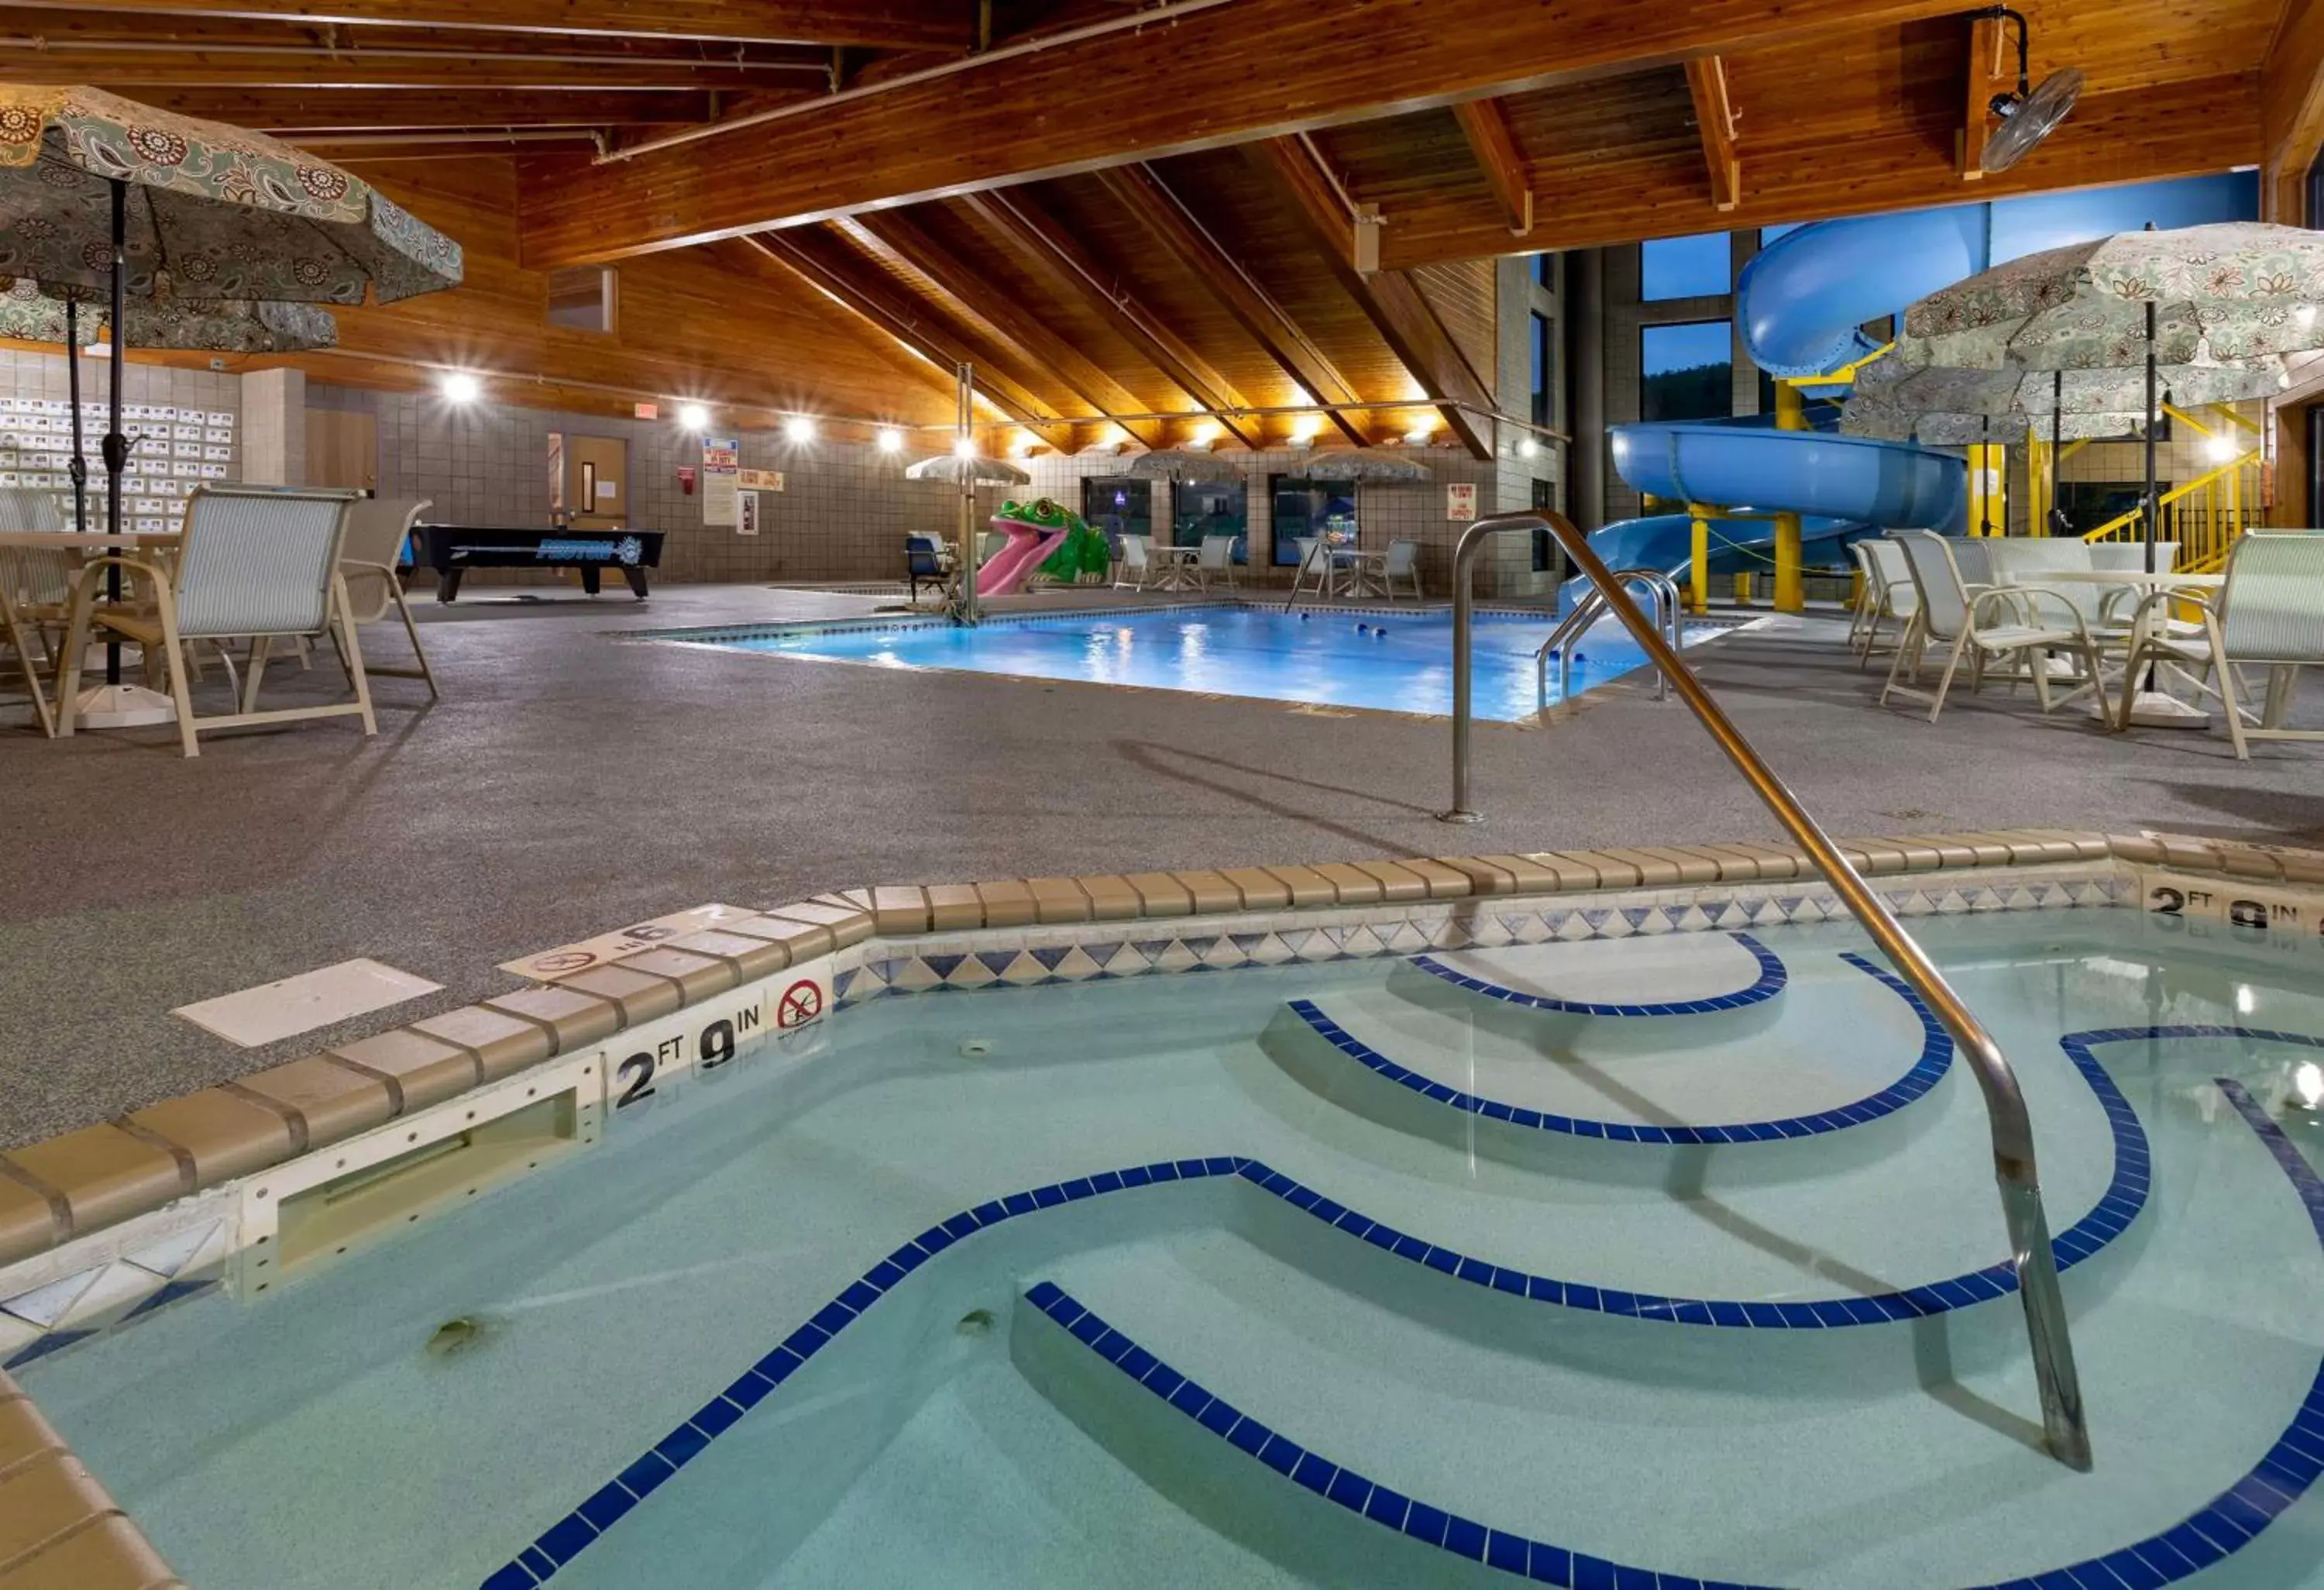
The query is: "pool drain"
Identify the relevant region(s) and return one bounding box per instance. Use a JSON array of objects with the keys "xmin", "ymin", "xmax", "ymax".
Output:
[
  {"xmin": 955, "ymin": 1309, "xmax": 995, "ymax": 1336},
  {"xmin": 959, "ymin": 1038, "xmax": 994, "ymax": 1058},
  {"xmin": 425, "ymin": 1315, "xmax": 493, "ymax": 1358}
]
